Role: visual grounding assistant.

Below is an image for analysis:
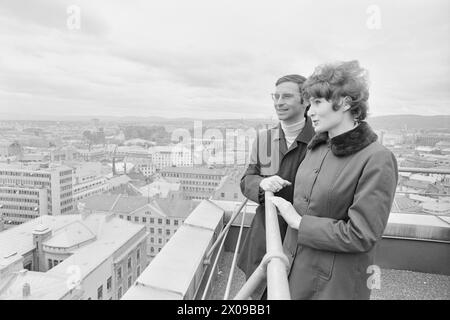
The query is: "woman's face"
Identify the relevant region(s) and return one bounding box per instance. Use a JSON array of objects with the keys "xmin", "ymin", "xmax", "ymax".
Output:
[{"xmin": 308, "ymin": 97, "xmax": 346, "ymax": 134}]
